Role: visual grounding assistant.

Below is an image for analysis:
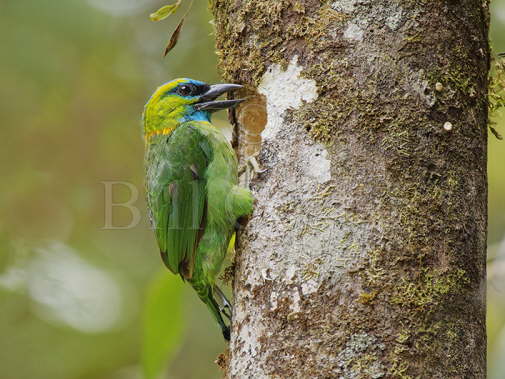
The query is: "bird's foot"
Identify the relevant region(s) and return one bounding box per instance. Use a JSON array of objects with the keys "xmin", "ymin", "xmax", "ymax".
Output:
[
  {"xmin": 248, "ymin": 154, "xmax": 265, "ymax": 176},
  {"xmin": 239, "ymin": 153, "xmax": 265, "ymax": 187}
]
